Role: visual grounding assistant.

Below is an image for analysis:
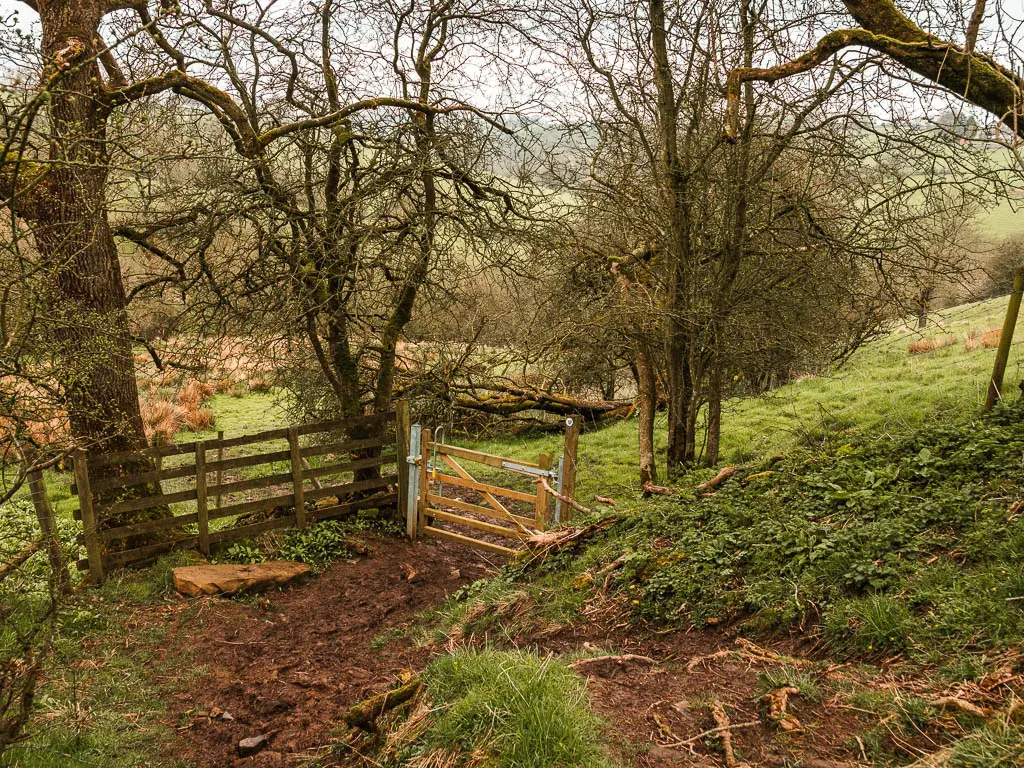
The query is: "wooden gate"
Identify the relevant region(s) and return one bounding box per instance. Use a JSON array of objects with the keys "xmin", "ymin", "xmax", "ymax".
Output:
[{"xmin": 404, "ymin": 418, "xmax": 580, "ymax": 555}]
